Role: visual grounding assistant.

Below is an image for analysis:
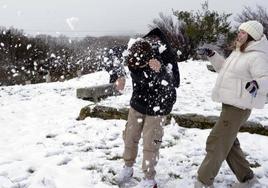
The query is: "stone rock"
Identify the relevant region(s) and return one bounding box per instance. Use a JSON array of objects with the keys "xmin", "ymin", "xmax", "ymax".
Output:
[
  {"xmin": 76, "ymin": 83, "xmax": 120, "ymax": 102},
  {"xmin": 77, "ymin": 105, "xmax": 268, "ymax": 136}
]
